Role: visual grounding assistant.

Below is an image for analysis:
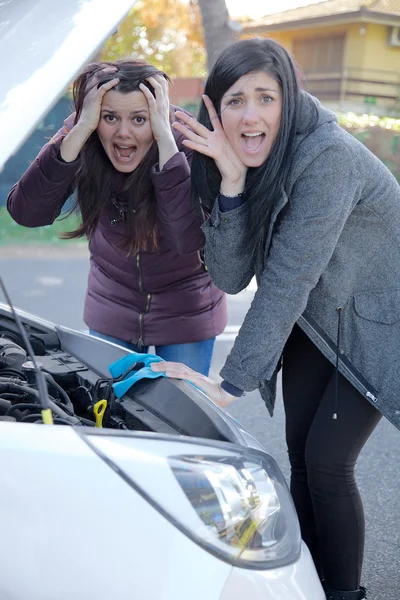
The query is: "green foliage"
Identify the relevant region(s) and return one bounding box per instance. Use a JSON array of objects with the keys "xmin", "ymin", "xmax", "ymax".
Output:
[
  {"xmin": 339, "ymin": 112, "xmax": 400, "ymax": 182},
  {"xmin": 0, "ymin": 208, "xmax": 82, "ymax": 246},
  {"xmin": 338, "ymin": 112, "xmax": 400, "ymax": 132},
  {"xmin": 100, "ymin": 0, "xmax": 207, "ymax": 78}
]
